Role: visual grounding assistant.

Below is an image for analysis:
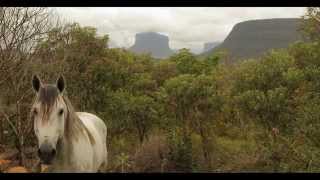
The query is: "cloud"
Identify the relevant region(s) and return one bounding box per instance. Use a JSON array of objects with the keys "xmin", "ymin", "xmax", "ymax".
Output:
[{"xmin": 54, "ymin": 7, "xmax": 306, "ymax": 54}]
